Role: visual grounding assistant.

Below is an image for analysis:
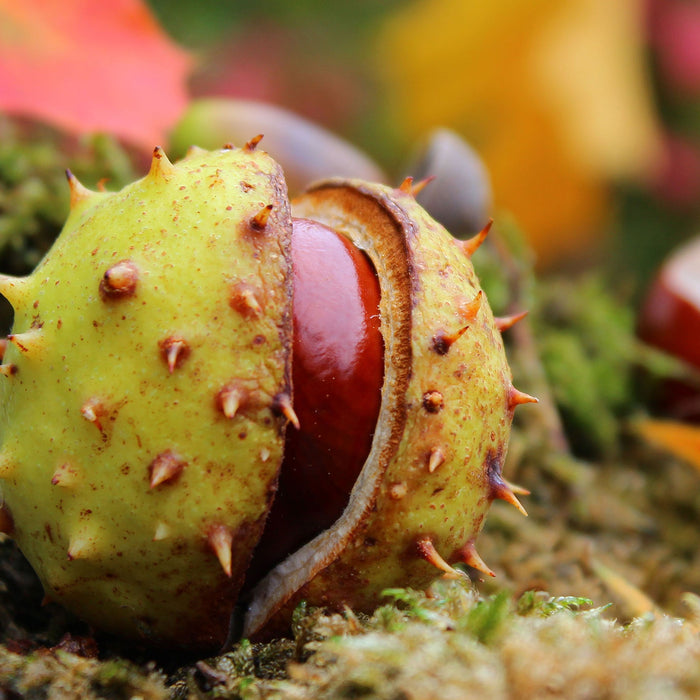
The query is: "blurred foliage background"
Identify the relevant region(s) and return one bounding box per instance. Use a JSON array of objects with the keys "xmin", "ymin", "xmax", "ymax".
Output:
[{"xmin": 145, "ymin": 0, "xmax": 700, "ymax": 291}]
